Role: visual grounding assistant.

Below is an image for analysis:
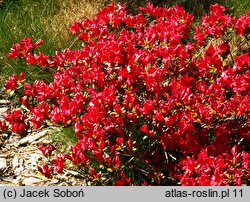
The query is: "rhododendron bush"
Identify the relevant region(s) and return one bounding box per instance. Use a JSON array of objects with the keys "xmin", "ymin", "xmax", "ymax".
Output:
[{"xmin": 1, "ymin": 3, "xmax": 250, "ymax": 185}]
